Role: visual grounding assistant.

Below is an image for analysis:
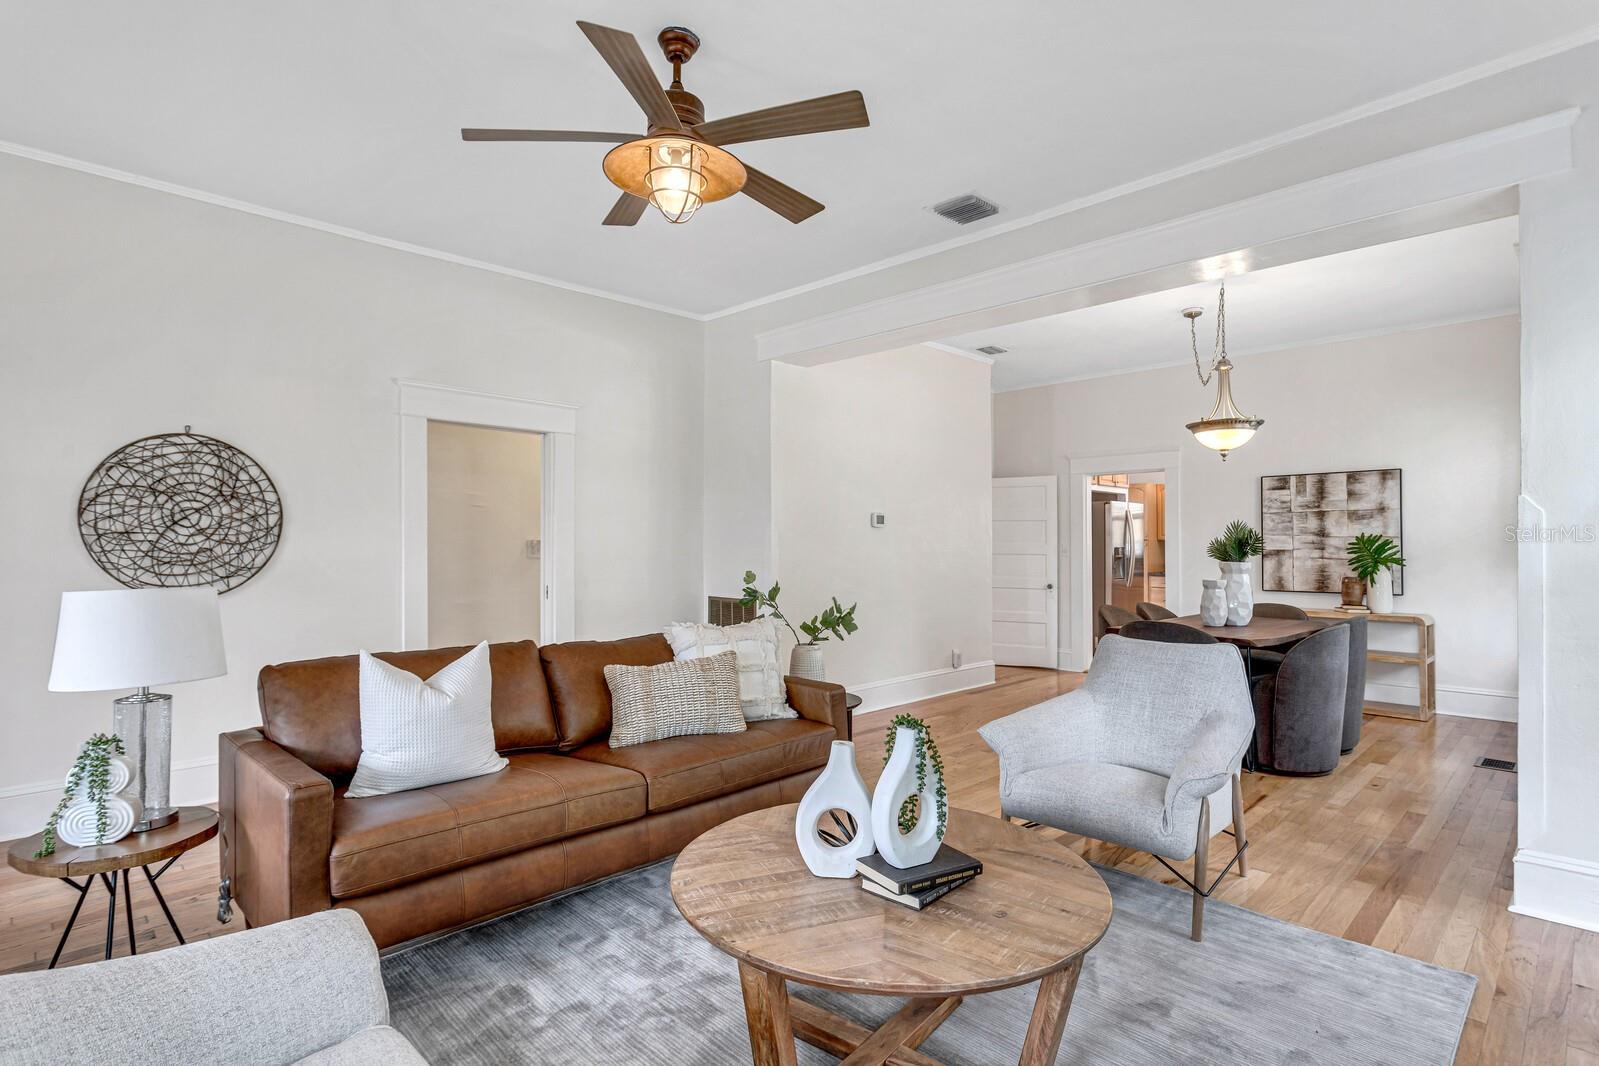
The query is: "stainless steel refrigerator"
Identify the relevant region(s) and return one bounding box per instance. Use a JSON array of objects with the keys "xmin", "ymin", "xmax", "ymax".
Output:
[{"xmin": 1092, "ymin": 498, "xmax": 1145, "ymax": 634}]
